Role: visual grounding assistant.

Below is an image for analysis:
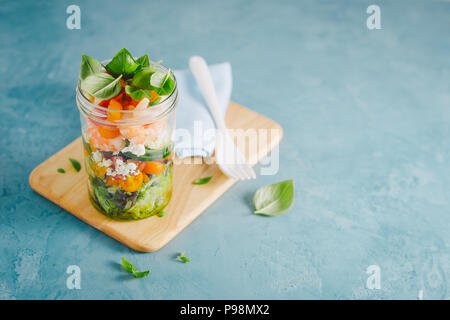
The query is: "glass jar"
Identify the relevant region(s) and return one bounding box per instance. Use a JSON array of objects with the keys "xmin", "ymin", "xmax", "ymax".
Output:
[{"xmin": 76, "ymin": 62, "xmax": 178, "ymax": 220}]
